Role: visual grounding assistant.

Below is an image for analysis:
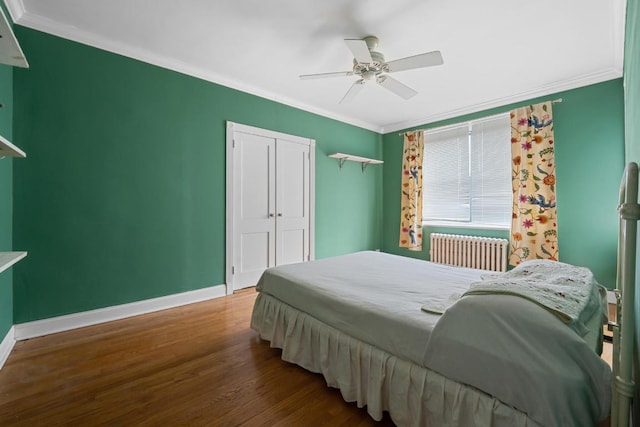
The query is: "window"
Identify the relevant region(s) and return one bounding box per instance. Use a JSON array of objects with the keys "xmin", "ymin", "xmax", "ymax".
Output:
[{"xmin": 422, "ymin": 113, "xmax": 511, "ymax": 228}]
